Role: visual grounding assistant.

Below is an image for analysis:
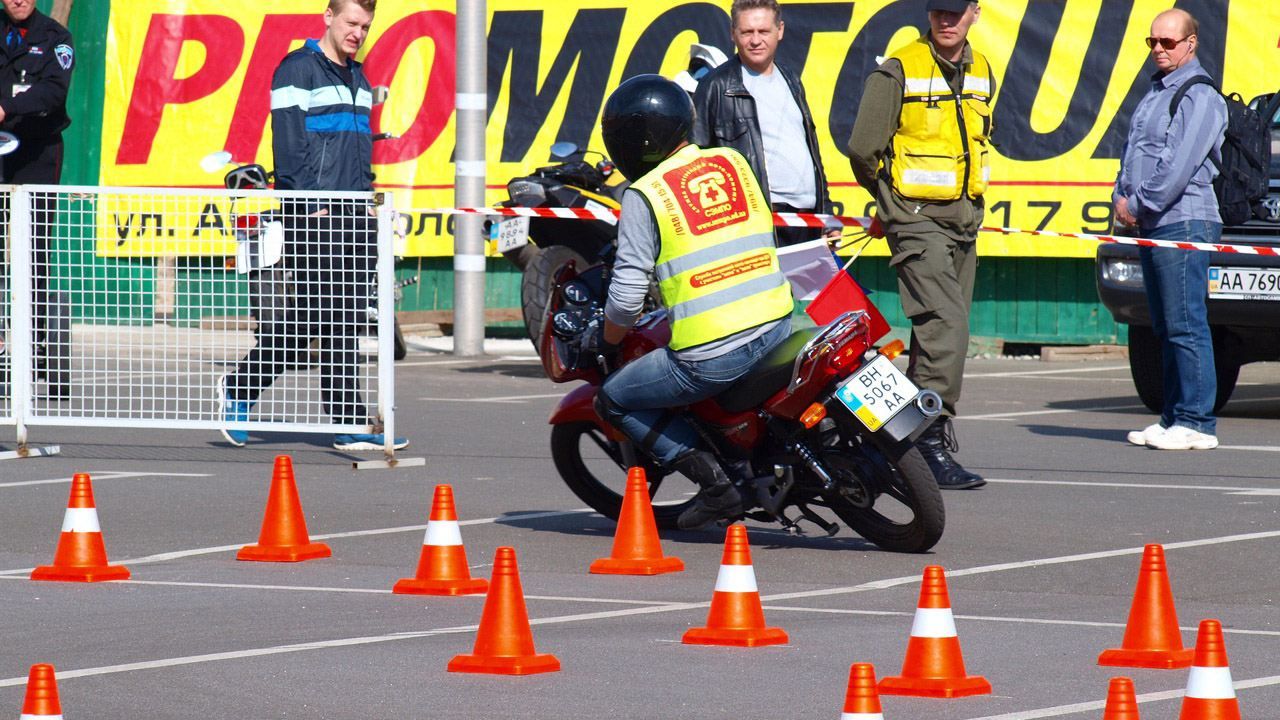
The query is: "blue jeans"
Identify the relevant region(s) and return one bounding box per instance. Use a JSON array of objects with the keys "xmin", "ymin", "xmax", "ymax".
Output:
[
  {"xmin": 1138, "ymin": 220, "xmax": 1220, "ymax": 434},
  {"xmin": 599, "ymin": 319, "xmax": 791, "ymax": 464}
]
